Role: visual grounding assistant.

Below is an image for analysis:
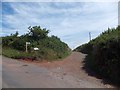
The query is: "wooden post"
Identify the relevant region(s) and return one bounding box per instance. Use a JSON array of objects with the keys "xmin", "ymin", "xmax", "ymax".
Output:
[
  {"xmin": 26, "ymin": 42, "xmax": 28, "ymax": 53},
  {"xmin": 26, "ymin": 42, "xmax": 30, "ymax": 53}
]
